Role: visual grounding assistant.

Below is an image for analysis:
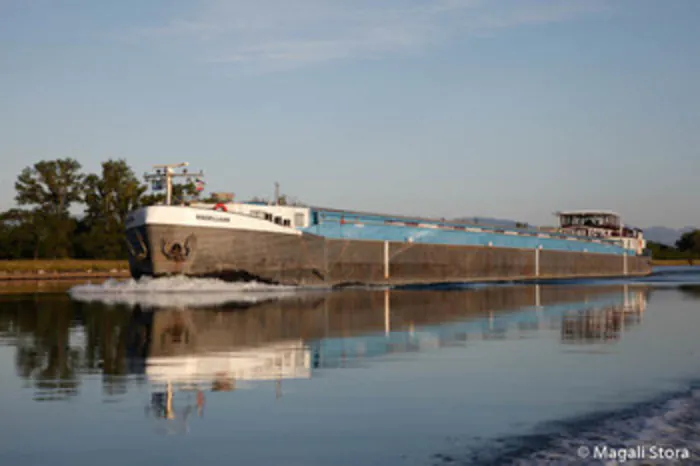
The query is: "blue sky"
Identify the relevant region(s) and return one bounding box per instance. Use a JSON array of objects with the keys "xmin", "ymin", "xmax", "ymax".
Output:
[{"xmin": 1, "ymin": 0, "xmax": 698, "ymax": 228}]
